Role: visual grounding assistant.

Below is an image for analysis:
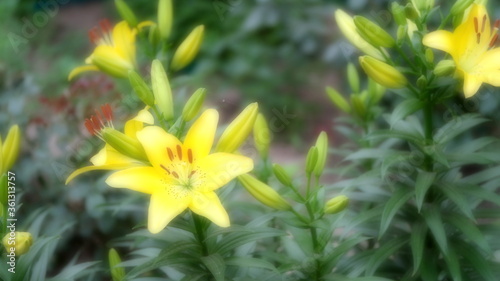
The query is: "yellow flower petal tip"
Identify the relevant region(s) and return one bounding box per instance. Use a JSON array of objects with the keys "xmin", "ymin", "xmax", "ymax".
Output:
[
  {"xmin": 107, "ymin": 109, "xmax": 253, "ymax": 233},
  {"xmin": 423, "ymin": 3, "xmax": 500, "ymax": 98}
]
